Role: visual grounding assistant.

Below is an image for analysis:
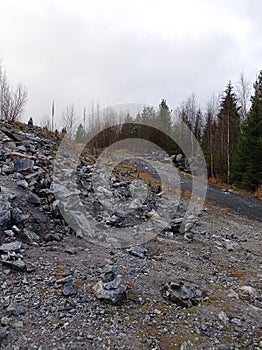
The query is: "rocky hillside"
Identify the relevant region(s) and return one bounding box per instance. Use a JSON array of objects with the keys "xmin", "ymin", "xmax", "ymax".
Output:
[{"xmin": 0, "ymin": 121, "xmax": 261, "ymax": 349}]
